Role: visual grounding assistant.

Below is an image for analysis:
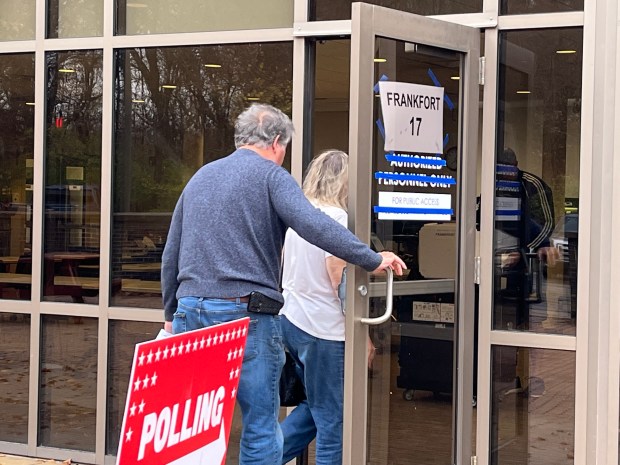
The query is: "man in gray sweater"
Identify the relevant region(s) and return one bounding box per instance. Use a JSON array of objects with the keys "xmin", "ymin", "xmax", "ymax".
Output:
[{"xmin": 161, "ymin": 103, "xmax": 405, "ymax": 465}]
